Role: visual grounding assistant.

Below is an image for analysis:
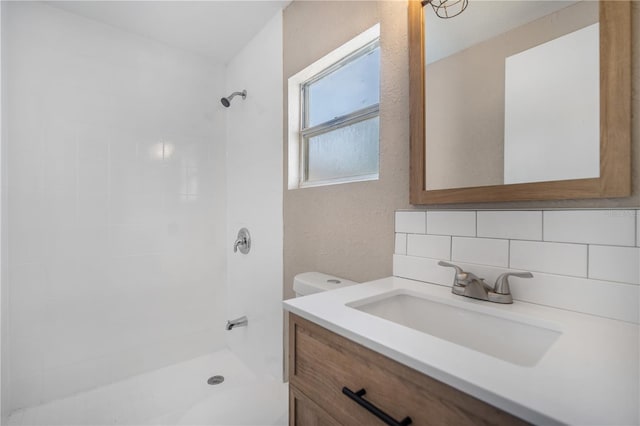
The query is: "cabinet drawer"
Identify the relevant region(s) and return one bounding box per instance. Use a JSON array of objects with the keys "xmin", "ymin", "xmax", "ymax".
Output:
[
  {"xmin": 290, "ymin": 385, "xmax": 341, "ymax": 426},
  {"xmin": 289, "ymin": 313, "xmax": 526, "ymax": 426}
]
